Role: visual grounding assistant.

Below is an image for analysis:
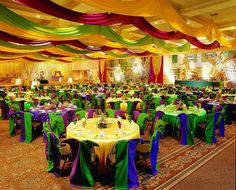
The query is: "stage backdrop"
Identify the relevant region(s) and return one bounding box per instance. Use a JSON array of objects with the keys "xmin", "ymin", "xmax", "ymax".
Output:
[
  {"xmin": 163, "ymin": 51, "xmax": 236, "ymax": 87},
  {"xmin": 0, "ymin": 59, "xmax": 72, "ymax": 84}
]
